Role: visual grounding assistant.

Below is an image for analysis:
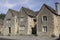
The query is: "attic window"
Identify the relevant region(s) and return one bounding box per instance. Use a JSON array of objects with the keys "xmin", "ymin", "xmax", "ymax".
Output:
[{"xmin": 42, "ymin": 16, "xmax": 47, "ymax": 21}]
